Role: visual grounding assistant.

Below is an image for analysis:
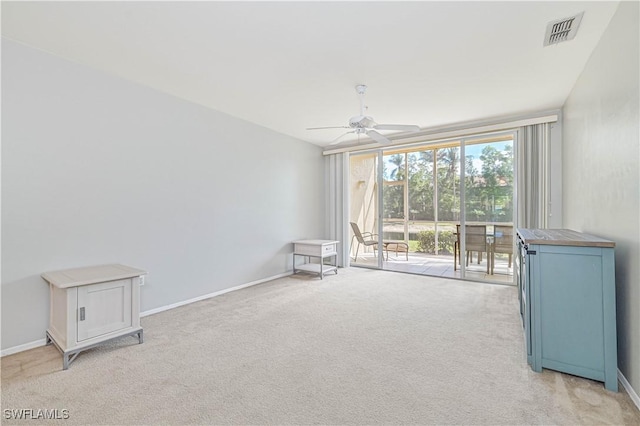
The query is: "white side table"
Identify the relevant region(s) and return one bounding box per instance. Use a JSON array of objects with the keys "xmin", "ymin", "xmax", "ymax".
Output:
[
  {"xmin": 41, "ymin": 264, "xmax": 146, "ymax": 369},
  {"xmin": 293, "ymin": 240, "xmax": 339, "ymax": 279}
]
